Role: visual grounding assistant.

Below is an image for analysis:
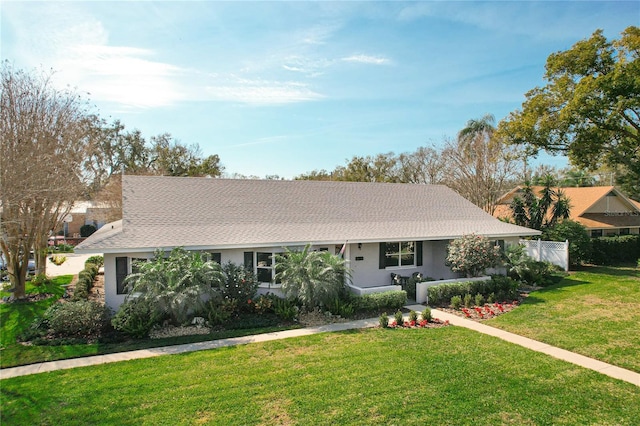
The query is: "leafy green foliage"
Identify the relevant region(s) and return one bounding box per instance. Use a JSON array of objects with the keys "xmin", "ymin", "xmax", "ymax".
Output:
[
  {"xmin": 38, "ymin": 301, "xmax": 111, "ymax": 338},
  {"xmin": 378, "ymin": 312, "xmax": 389, "ymax": 328},
  {"xmin": 123, "ymin": 247, "xmax": 225, "ymax": 325},
  {"xmin": 111, "ymin": 298, "xmax": 162, "ymax": 338},
  {"xmin": 498, "ymin": 27, "xmax": 640, "ymax": 201},
  {"xmin": 505, "ymin": 244, "xmax": 567, "ymax": 286},
  {"xmin": 421, "ymin": 307, "xmax": 432, "ymax": 322},
  {"xmin": 590, "ymin": 235, "xmax": 640, "ymax": 265},
  {"xmin": 446, "ymin": 234, "xmax": 502, "ymax": 278},
  {"xmin": 80, "ymin": 224, "xmax": 97, "ymax": 237},
  {"xmin": 47, "ymin": 244, "xmax": 74, "ymax": 253},
  {"xmin": 352, "ymin": 290, "xmax": 407, "ymax": 312},
  {"xmin": 427, "ymin": 276, "xmax": 519, "ymax": 306},
  {"xmin": 275, "ymin": 245, "xmax": 350, "ymax": 310},
  {"xmin": 509, "ymin": 178, "xmax": 571, "ymax": 231},
  {"xmin": 450, "ymin": 295, "xmax": 462, "ymax": 309},
  {"xmin": 220, "ymin": 261, "xmax": 258, "ymax": 312},
  {"xmin": 542, "ymin": 219, "xmax": 592, "ymax": 266},
  {"xmin": 85, "ymin": 255, "xmax": 104, "ymax": 268}
]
